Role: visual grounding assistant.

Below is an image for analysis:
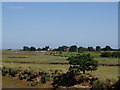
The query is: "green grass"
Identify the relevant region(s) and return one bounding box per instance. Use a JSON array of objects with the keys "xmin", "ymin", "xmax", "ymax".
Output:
[
  {"xmin": 2, "ymin": 50, "xmax": 119, "ymax": 65},
  {"xmin": 89, "ymin": 66, "xmax": 119, "ymax": 82},
  {"xmin": 2, "ymin": 50, "xmax": 68, "ymax": 63},
  {"xmin": 2, "ymin": 50, "xmax": 120, "ymax": 82},
  {"xmin": 95, "ymin": 57, "xmax": 119, "ymax": 65},
  {"xmin": 2, "ymin": 62, "xmax": 70, "ymax": 73},
  {"xmin": 2, "ymin": 62, "xmax": 119, "ymax": 82}
]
